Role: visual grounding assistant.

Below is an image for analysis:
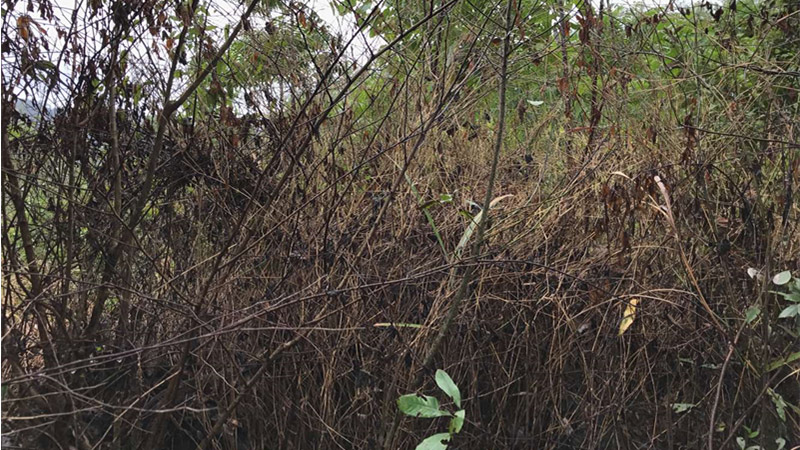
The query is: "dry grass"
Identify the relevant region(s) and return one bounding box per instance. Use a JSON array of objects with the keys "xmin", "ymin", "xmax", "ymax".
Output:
[{"xmin": 2, "ymin": 1, "xmax": 799, "ymax": 449}]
